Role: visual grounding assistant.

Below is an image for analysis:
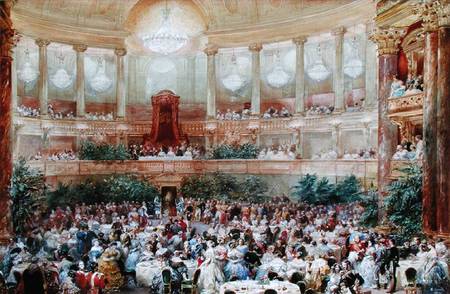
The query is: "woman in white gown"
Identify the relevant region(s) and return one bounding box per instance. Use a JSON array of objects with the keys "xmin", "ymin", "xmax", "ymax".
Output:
[{"xmin": 197, "ymin": 243, "xmax": 225, "ymax": 294}]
